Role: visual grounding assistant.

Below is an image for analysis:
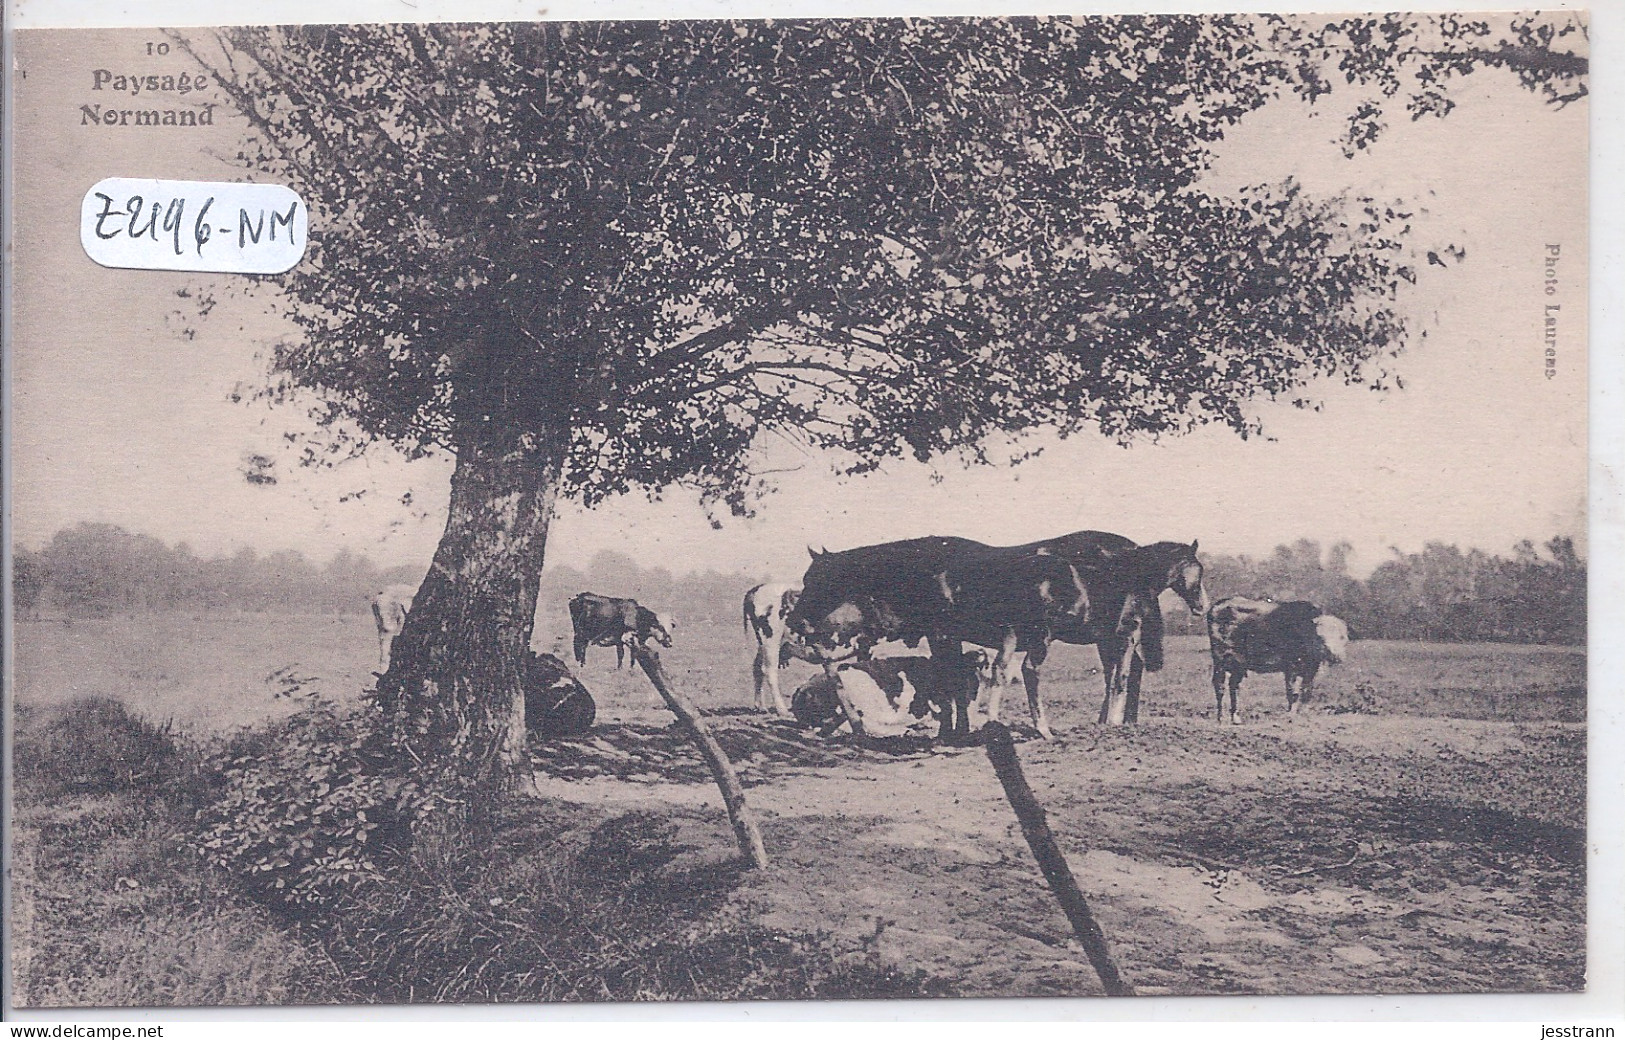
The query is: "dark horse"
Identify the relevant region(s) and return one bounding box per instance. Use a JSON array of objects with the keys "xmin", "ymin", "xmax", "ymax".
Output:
[
  {"xmin": 967, "ymin": 533, "xmax": 1208, "ymax": 733},
  {"xmin": 786, "ymin": 530, "xmax": 1207, "ymax": 738}
]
